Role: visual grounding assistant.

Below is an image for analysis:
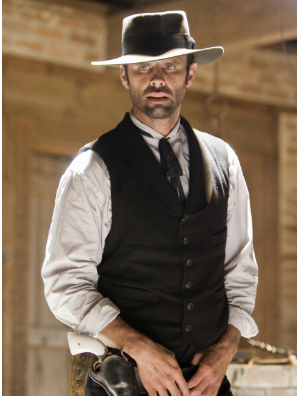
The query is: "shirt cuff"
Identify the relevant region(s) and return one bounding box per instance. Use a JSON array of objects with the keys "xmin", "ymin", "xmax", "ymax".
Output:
[
  {"xmin": 75, "ymin": 298, "xmax": 120, "ymax": 338},
  {"xmin": 228, "ymin": 306, "xmax": 259, "ymax": 338}
]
